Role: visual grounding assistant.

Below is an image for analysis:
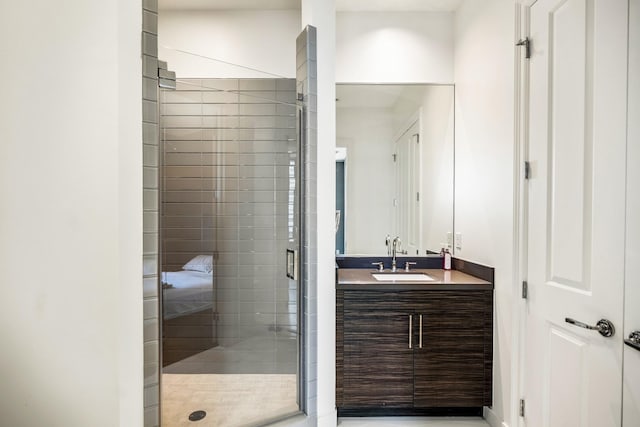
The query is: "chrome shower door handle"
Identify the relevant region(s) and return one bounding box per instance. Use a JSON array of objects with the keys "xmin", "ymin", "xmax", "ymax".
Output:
[{"xmin": 565, "ymin": 317, "xmax": 615, "ymax": 337}]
